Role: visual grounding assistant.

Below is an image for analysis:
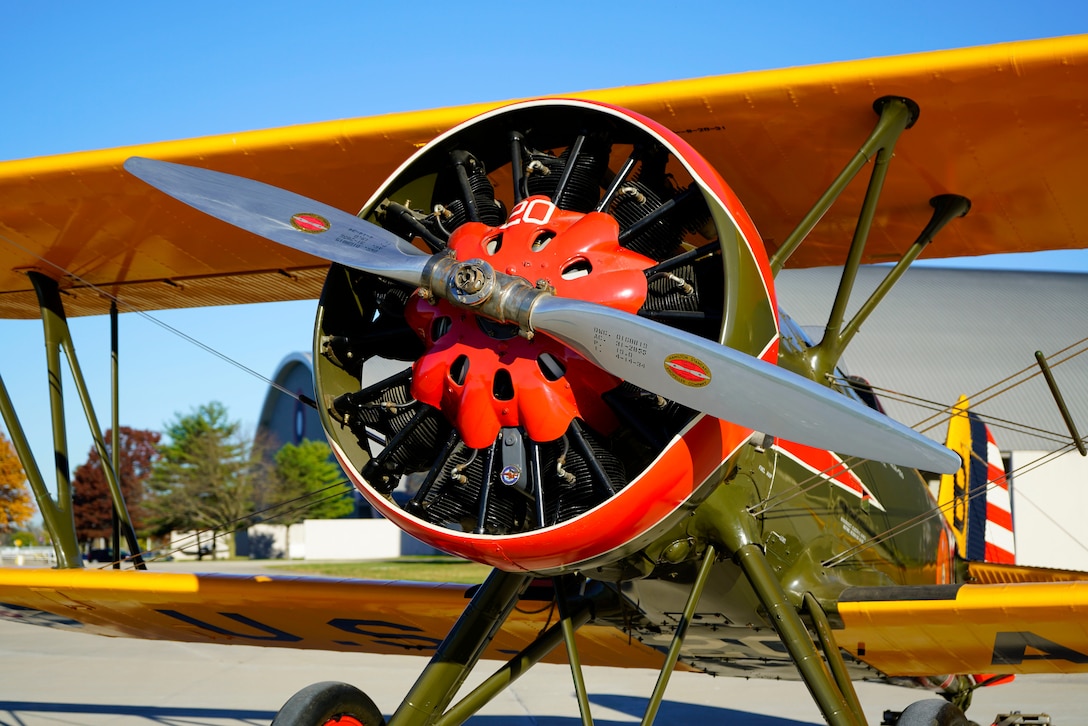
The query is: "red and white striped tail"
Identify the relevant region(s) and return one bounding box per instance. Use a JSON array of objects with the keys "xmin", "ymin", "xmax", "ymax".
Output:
[{"xmin": 982, "ymin": 426, "xmax": 1015, "ymax": 564}]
